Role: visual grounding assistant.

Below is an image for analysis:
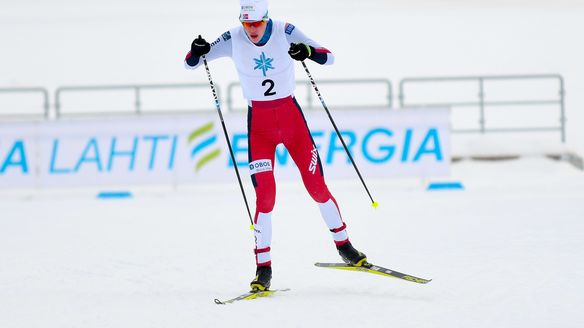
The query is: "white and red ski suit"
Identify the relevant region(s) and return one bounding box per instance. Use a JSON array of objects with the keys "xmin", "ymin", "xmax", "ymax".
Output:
[{"xmin": 185, "ymin": 20, "xmax": 352, "ymax": 266}]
